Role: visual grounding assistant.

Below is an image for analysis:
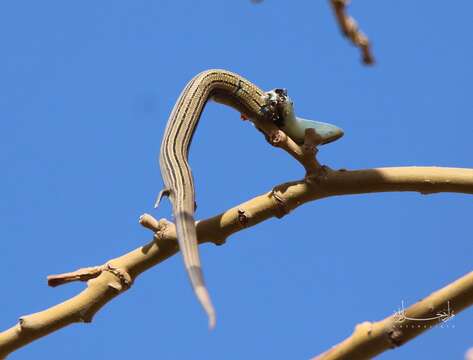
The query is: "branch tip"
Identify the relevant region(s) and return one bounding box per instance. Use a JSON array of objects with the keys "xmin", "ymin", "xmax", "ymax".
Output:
[
  {"xmin": 139, "ymin": 213, "xmax": 161, "ymax": 231},
  {"xmin": 47, "ymin": 266, "xmax": 104, "ymax": 287}
]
